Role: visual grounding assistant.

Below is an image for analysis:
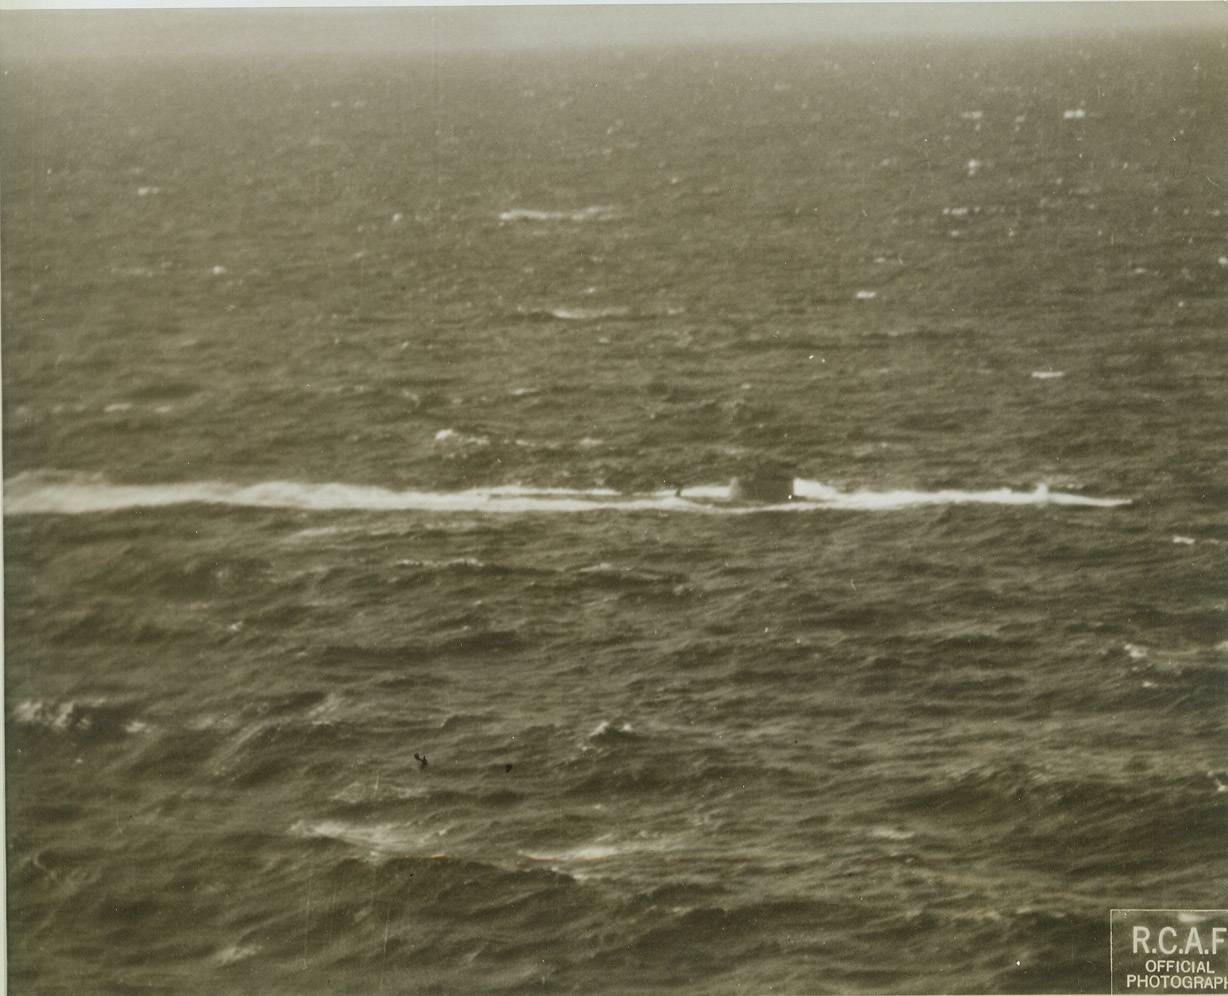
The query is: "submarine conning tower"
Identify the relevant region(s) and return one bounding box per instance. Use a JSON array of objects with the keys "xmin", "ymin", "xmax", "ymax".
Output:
[{"xmin": 729, "ymin": 467, "xmax": 795, "ymax": 503}]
